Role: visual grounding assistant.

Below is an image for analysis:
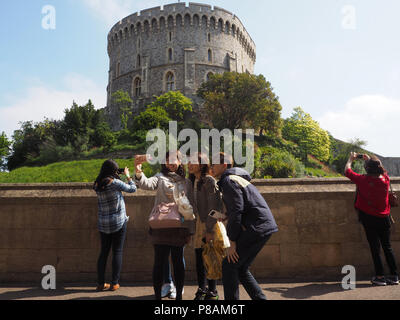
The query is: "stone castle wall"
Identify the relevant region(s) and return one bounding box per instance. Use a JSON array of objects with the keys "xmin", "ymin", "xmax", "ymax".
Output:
[
  {"xmin": 1, "ymin": 178, "xmax": 400, "ymax": 284},
  {"xmin": 105, "ymin": 2, "xmax": 256, "ymax": 130}
]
